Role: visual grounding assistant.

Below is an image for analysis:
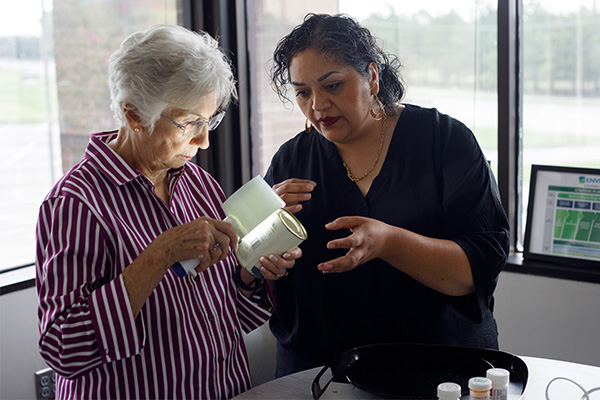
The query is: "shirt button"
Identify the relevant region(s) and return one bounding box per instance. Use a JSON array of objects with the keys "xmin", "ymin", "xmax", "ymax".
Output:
[
  {"xmin": 218, "ymin": 356, "xmax": 225, "ymax": 363},
  {"xmin": 208, "ymin": 314, "xmax": 215, "ymax": 321}
]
